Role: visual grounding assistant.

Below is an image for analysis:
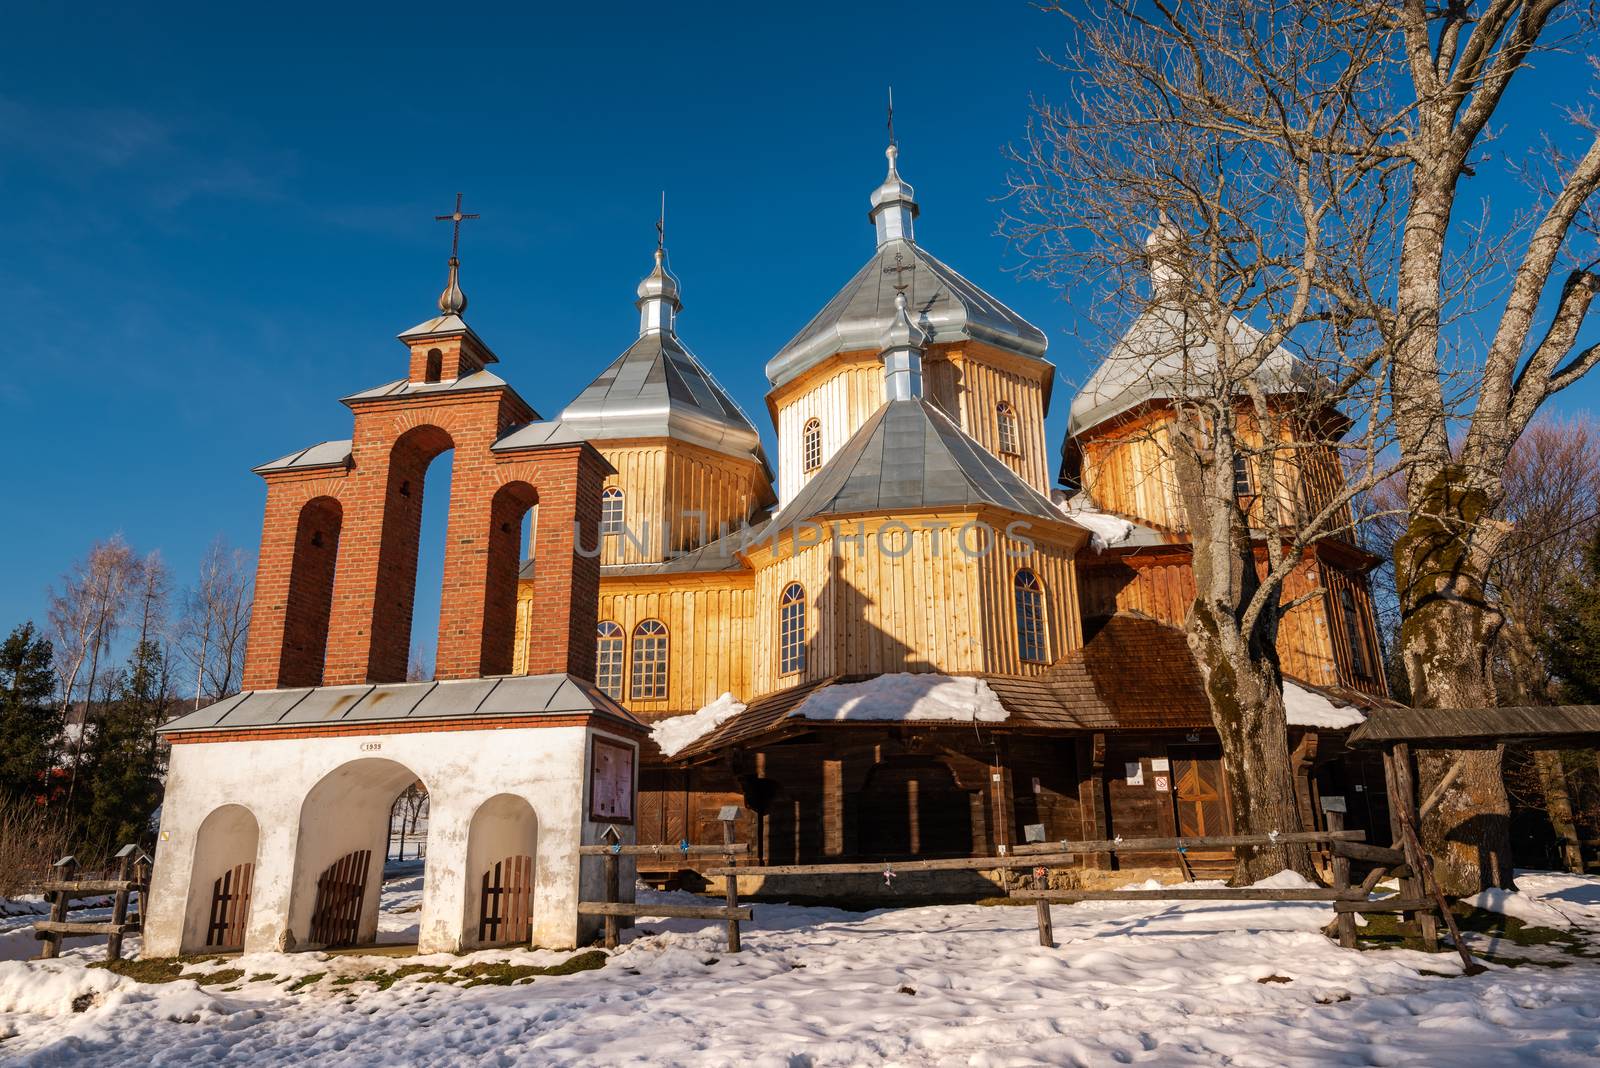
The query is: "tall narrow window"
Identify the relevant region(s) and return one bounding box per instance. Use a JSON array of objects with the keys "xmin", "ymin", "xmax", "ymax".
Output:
[
  {"xmin": 1232, "ymin": 453, "xmax": 1254, "ymax": 496},
  {"xmin": 424, "ymin": 348, "xmax": 443, "ymax": 384},
  {"xmin": 997, "ymin": 401, "xmax": 1019, "ymax": 456},
  {"xmin": 630, "ymin": 619, "xmax": 669, "ymax": 700},
  {"xmin": 1014, "ymin": 569, "xmax": 1047, "ymax": 663},
  {"xmin": 779, "ymin": 583, "xmax": 806, "ymax": 675},
  {"xmin": 802, "ymin": 418, "xmax": 822, "ymax": 473},
  {"xmin": 1340, "ymin": 588, "xmax": 1373, "ymax": 680},
  {"xmin": 600, "ymin": 487, "xmax": 625, "ymax": 536},
  {"xmin": 595, "ymin": 621, "xmax": 624, "ymax": 699}
]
